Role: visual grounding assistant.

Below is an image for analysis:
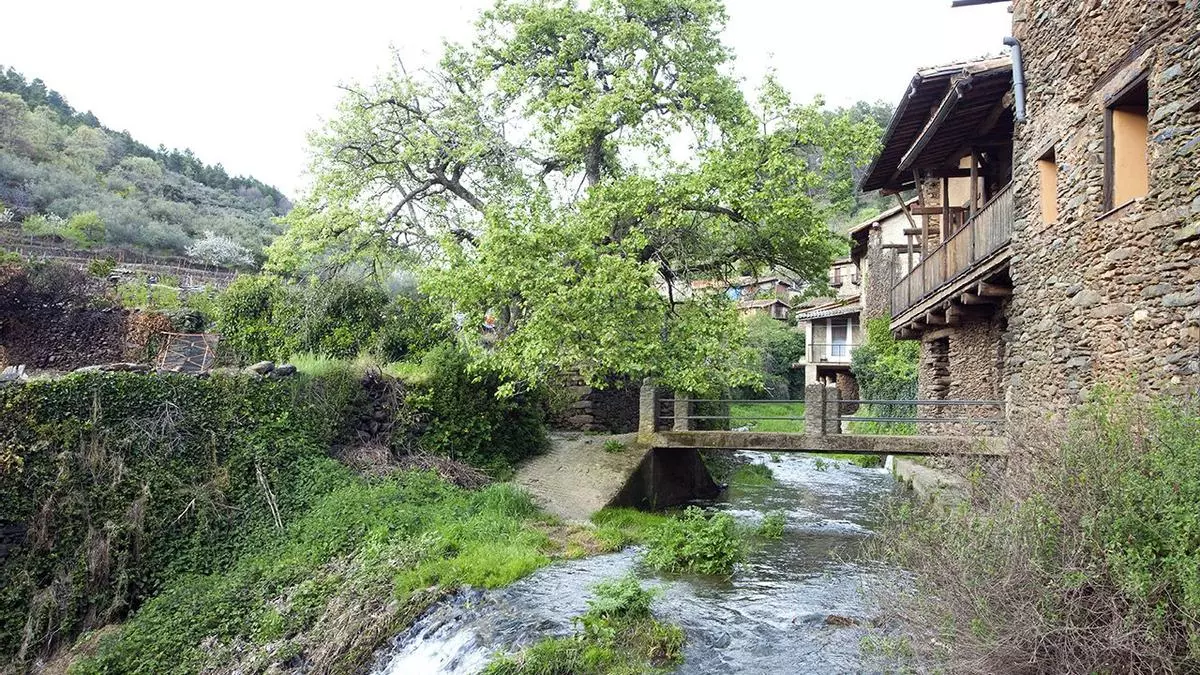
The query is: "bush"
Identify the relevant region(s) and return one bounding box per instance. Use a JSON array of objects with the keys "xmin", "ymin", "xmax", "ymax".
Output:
[
  {"xmin": 871, "ymin": 390, "xmax": 1200, "ymax": 673},
  {"xmin": 62, "ymin": 210, "xmax": 105, "ymax": 247},
  {"xmin": 740, "ymin": 314, "xmax": 806, "ymax": 398},
  {"xmin": 729, "ymin": 463, "xmax": 774, "ymax": 486},
  {"xmin": 850, "ymin": 318, "xmax": 919, "ymax": 434},
  {"xmin": 0, "ymin": 370, "xmax": 366, "ymax": 667},
  {"xmin": 643, "ymin": 506, "xmax": 744, "ymax": 576},
  {"xmin": 215, "ymin": 275, "xmax": 448, "ymax": 365},
  {"xmin": 406, "ymin": 344, "xmax": 548, "ymax": 475},
  {"xmin": 758, "ymin": 511, "xmax": 786, "ymax": 539}
]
